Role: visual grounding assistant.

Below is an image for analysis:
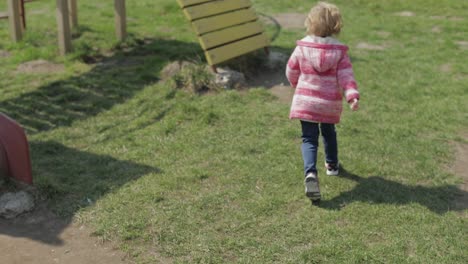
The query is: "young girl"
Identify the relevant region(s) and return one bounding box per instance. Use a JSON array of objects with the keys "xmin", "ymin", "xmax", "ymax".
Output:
[{"xmin": 286, "ymin": 2, "xmax": 360, "ymax": 204}]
